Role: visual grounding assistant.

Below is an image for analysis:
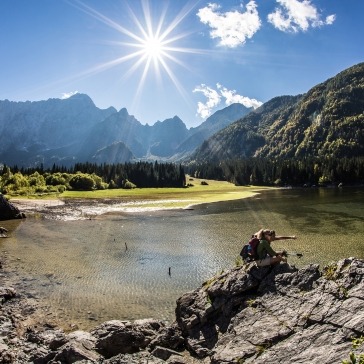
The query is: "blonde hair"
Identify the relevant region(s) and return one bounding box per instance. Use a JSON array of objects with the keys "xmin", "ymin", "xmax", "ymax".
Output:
[{"xmin": 254, "ymin": 229, "xmax": 275, "ymax": 240}]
